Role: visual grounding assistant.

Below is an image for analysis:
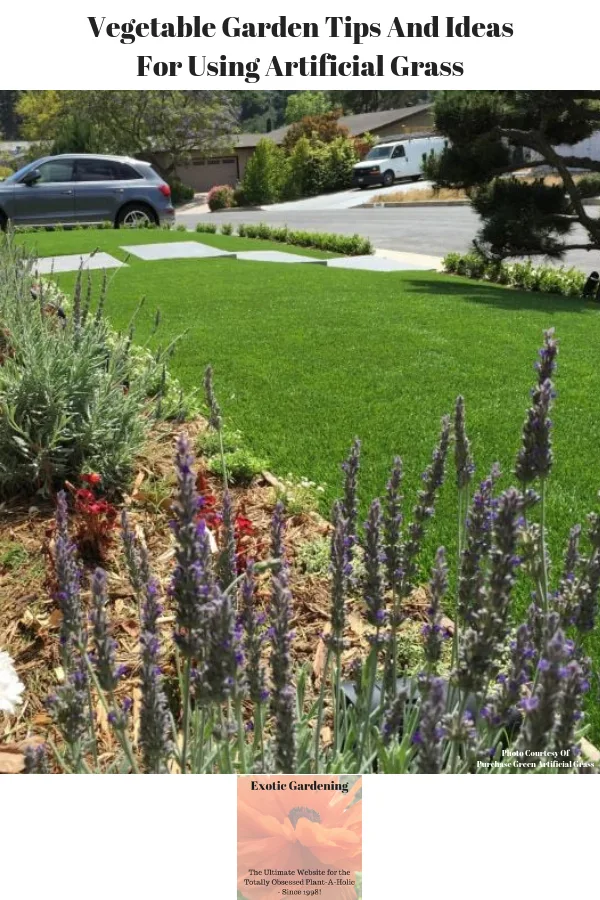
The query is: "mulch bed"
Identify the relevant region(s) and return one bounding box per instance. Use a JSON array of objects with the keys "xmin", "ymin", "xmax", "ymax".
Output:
[{"xmin": 0, "ymin": 417, "xmax": 431, "ymax": 767}]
